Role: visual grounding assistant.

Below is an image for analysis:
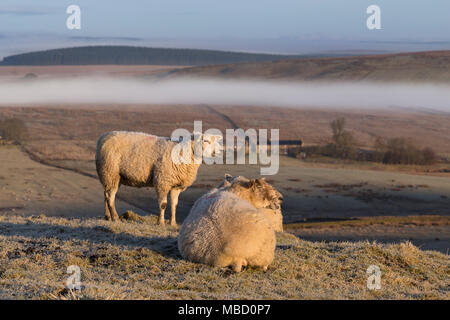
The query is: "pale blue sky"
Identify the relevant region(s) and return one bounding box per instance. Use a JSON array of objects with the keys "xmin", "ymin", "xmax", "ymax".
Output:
[{"xmin": 0, "ymin": 0, "xmax": 449, "ymax": 57}]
